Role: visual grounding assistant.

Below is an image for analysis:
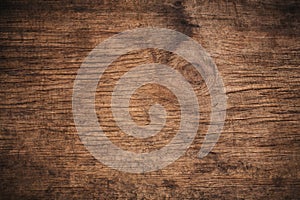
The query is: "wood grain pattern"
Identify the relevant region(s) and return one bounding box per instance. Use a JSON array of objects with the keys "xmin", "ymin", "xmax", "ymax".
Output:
[{"xmin": 0, "ymin": 0, "xmax": 299, "ymax": 199}]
